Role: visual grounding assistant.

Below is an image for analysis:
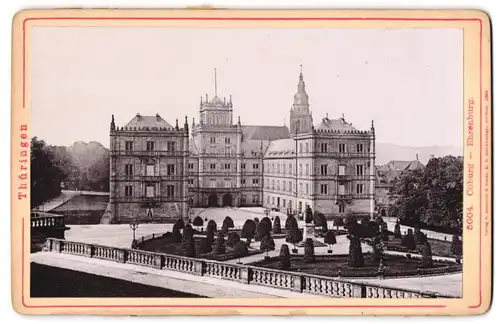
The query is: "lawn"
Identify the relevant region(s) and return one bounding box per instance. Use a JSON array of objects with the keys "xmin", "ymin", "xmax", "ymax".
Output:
[
  {"xmin": 249, "ymin": 253, "xmax": 461, "ymax": 278},
  {"xmin": 138, "ymin": 232, "xmax": 263, "ymax": 262}
]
